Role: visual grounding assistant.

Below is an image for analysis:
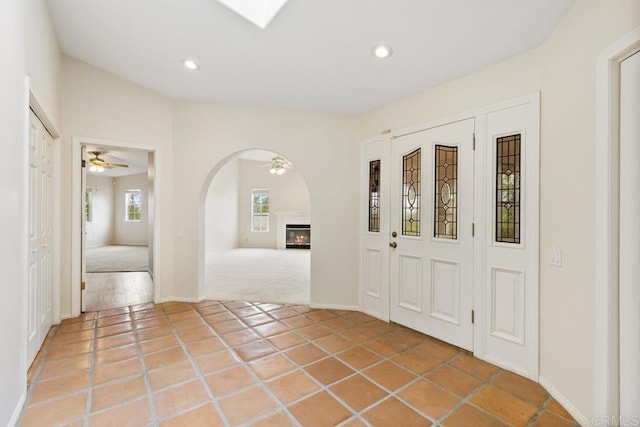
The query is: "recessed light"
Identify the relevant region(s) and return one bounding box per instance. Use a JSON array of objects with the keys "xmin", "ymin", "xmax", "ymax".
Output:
[
  {"xmin": 183, "ymin": 59, "xmax": 200, "ymax": 70},
  {"xmin": 372, "ymin": 44, "xmax": 393, "ymax": 59}
]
